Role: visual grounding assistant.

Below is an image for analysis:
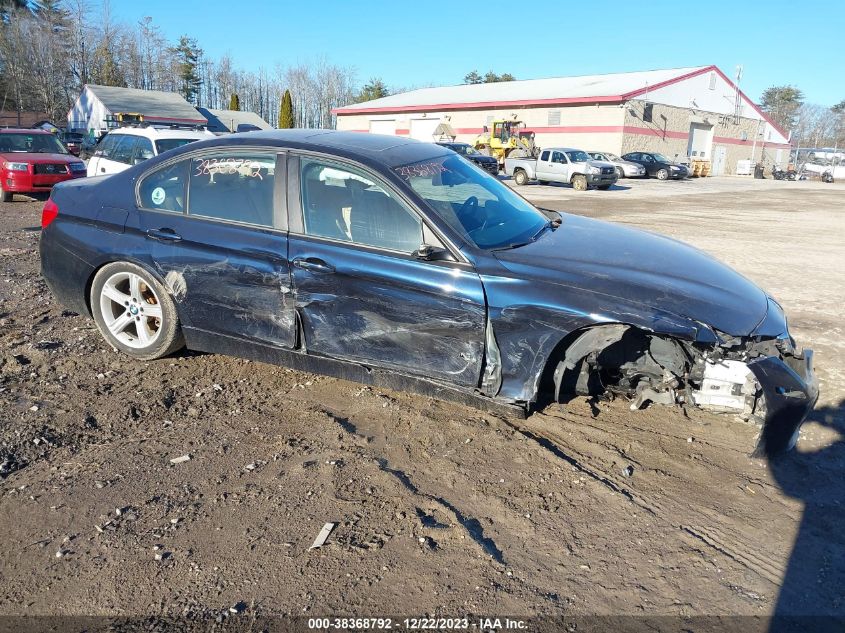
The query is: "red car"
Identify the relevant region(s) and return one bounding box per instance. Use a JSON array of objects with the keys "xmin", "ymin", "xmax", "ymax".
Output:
[{"xmin": 0, "ymin": 128, "xmax": 87, "ymax": 202}]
